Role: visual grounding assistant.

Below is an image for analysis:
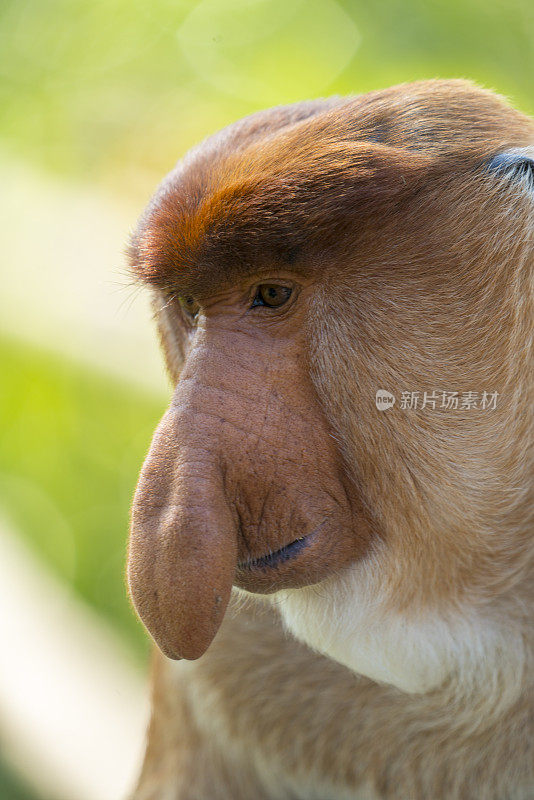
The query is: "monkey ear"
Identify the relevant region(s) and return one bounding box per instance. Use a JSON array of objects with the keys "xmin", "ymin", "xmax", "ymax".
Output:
[{"xmin": 487, "ymin": 147, "xmax": 534, "ymax": 189}]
